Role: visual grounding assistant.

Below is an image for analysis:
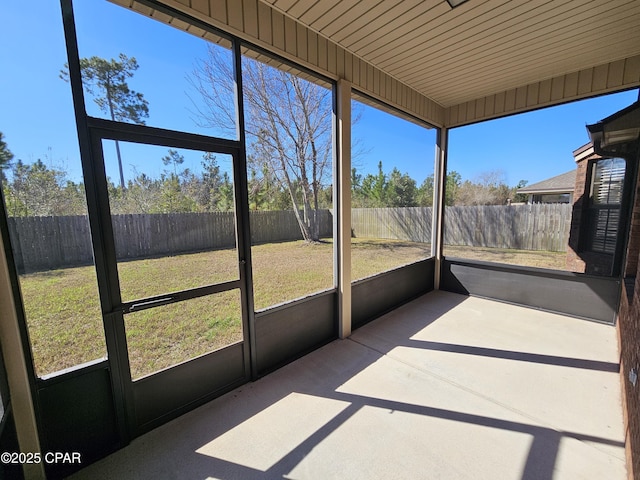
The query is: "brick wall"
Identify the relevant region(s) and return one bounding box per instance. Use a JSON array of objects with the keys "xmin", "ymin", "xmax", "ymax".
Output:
[
  {"xmin": 618, "ymin": 152, "xmax": 640, "ymax": 480},
  {"xmin": 566, "ymin": 152, "xmax": 589, "ymax": 272},
  {"xmin": 618, "ymin": 272, "xmax": 640, "ymax": 480},
  {"xmin": 625, "ymin": 168, "xmax": 640, "ymax": 277}
]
